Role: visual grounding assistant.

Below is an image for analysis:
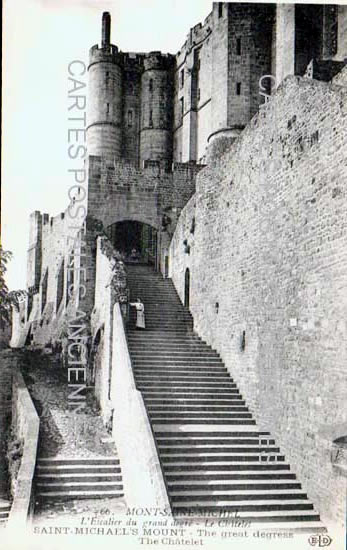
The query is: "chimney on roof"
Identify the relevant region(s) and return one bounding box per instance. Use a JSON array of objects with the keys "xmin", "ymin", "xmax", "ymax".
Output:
[{"xmin": 102, "ymin": 12, "xmax": 111, "ymax": 48}]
